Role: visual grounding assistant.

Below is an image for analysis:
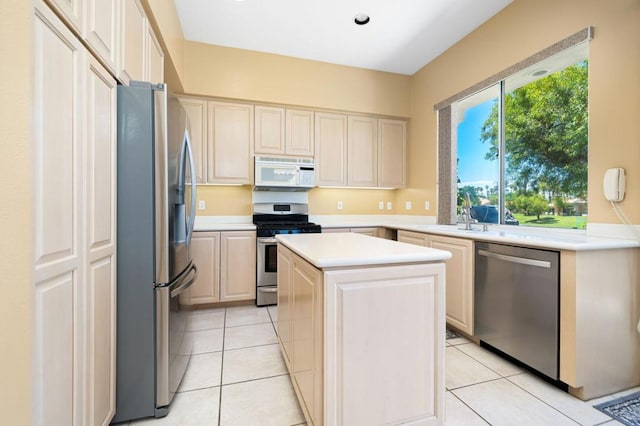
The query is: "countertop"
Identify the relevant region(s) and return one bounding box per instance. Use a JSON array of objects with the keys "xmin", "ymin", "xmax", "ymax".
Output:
[
  {"xmin": 194, "ymin": 216, "xmax": 255, "ymax": 232},
  {"xmin": 276, "ymin": 232, "xmax": 452, "ymax": 269}
]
